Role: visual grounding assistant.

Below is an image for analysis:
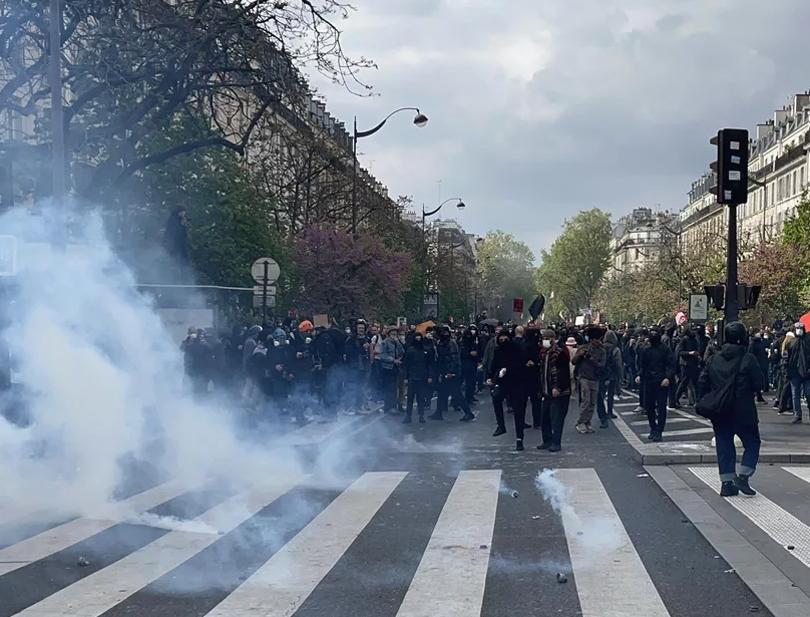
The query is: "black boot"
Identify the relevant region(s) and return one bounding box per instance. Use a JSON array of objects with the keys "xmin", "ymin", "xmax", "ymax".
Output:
[
  {"xmin": 515, "ymin": 439, "xmax": 524, "ymax": 452},
  {"xmin": 418, "ymin": 415, "xmax": 426, "ymax": 424},
  {"xmin": 734, "ymin": 475, "xmax": 757, "ymax": 496},
  {"xmin": 428, "ymin": 412, "xmax": 443, "ymax": 421},
  {"xmin": 402, "ymin": 415, "xmax": 412, "ymax": 424},
  {"xmin": 720, "ymin": 481, "xmax": 739, "ymax": 497},
  {"xmin": 460, "ymin": 412, "xmax": 475, "ymax": 422},
  {"xmin": 493, "ymin": 426, "xmax": 507, "ymax": 437}
]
